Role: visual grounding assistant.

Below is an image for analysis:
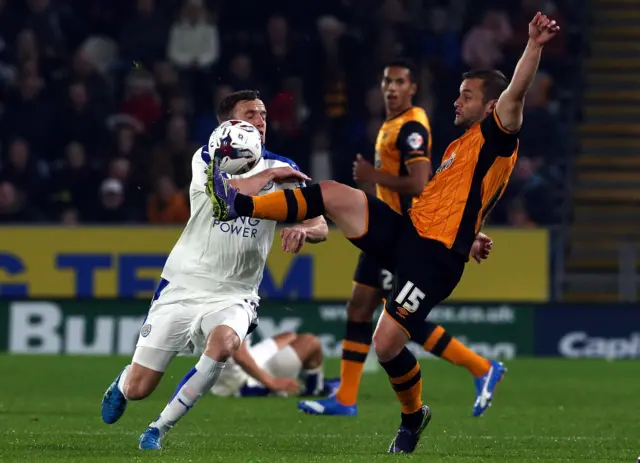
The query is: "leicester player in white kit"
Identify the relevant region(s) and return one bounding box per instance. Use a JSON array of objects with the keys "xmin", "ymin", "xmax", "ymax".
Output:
[
  {"xmin": 210, "ymin": 330, "xmax": 339, "ymax": 398},
  {"xmin": 100, "ymin": 90, "xmax": 328, "ymax": 450}
]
